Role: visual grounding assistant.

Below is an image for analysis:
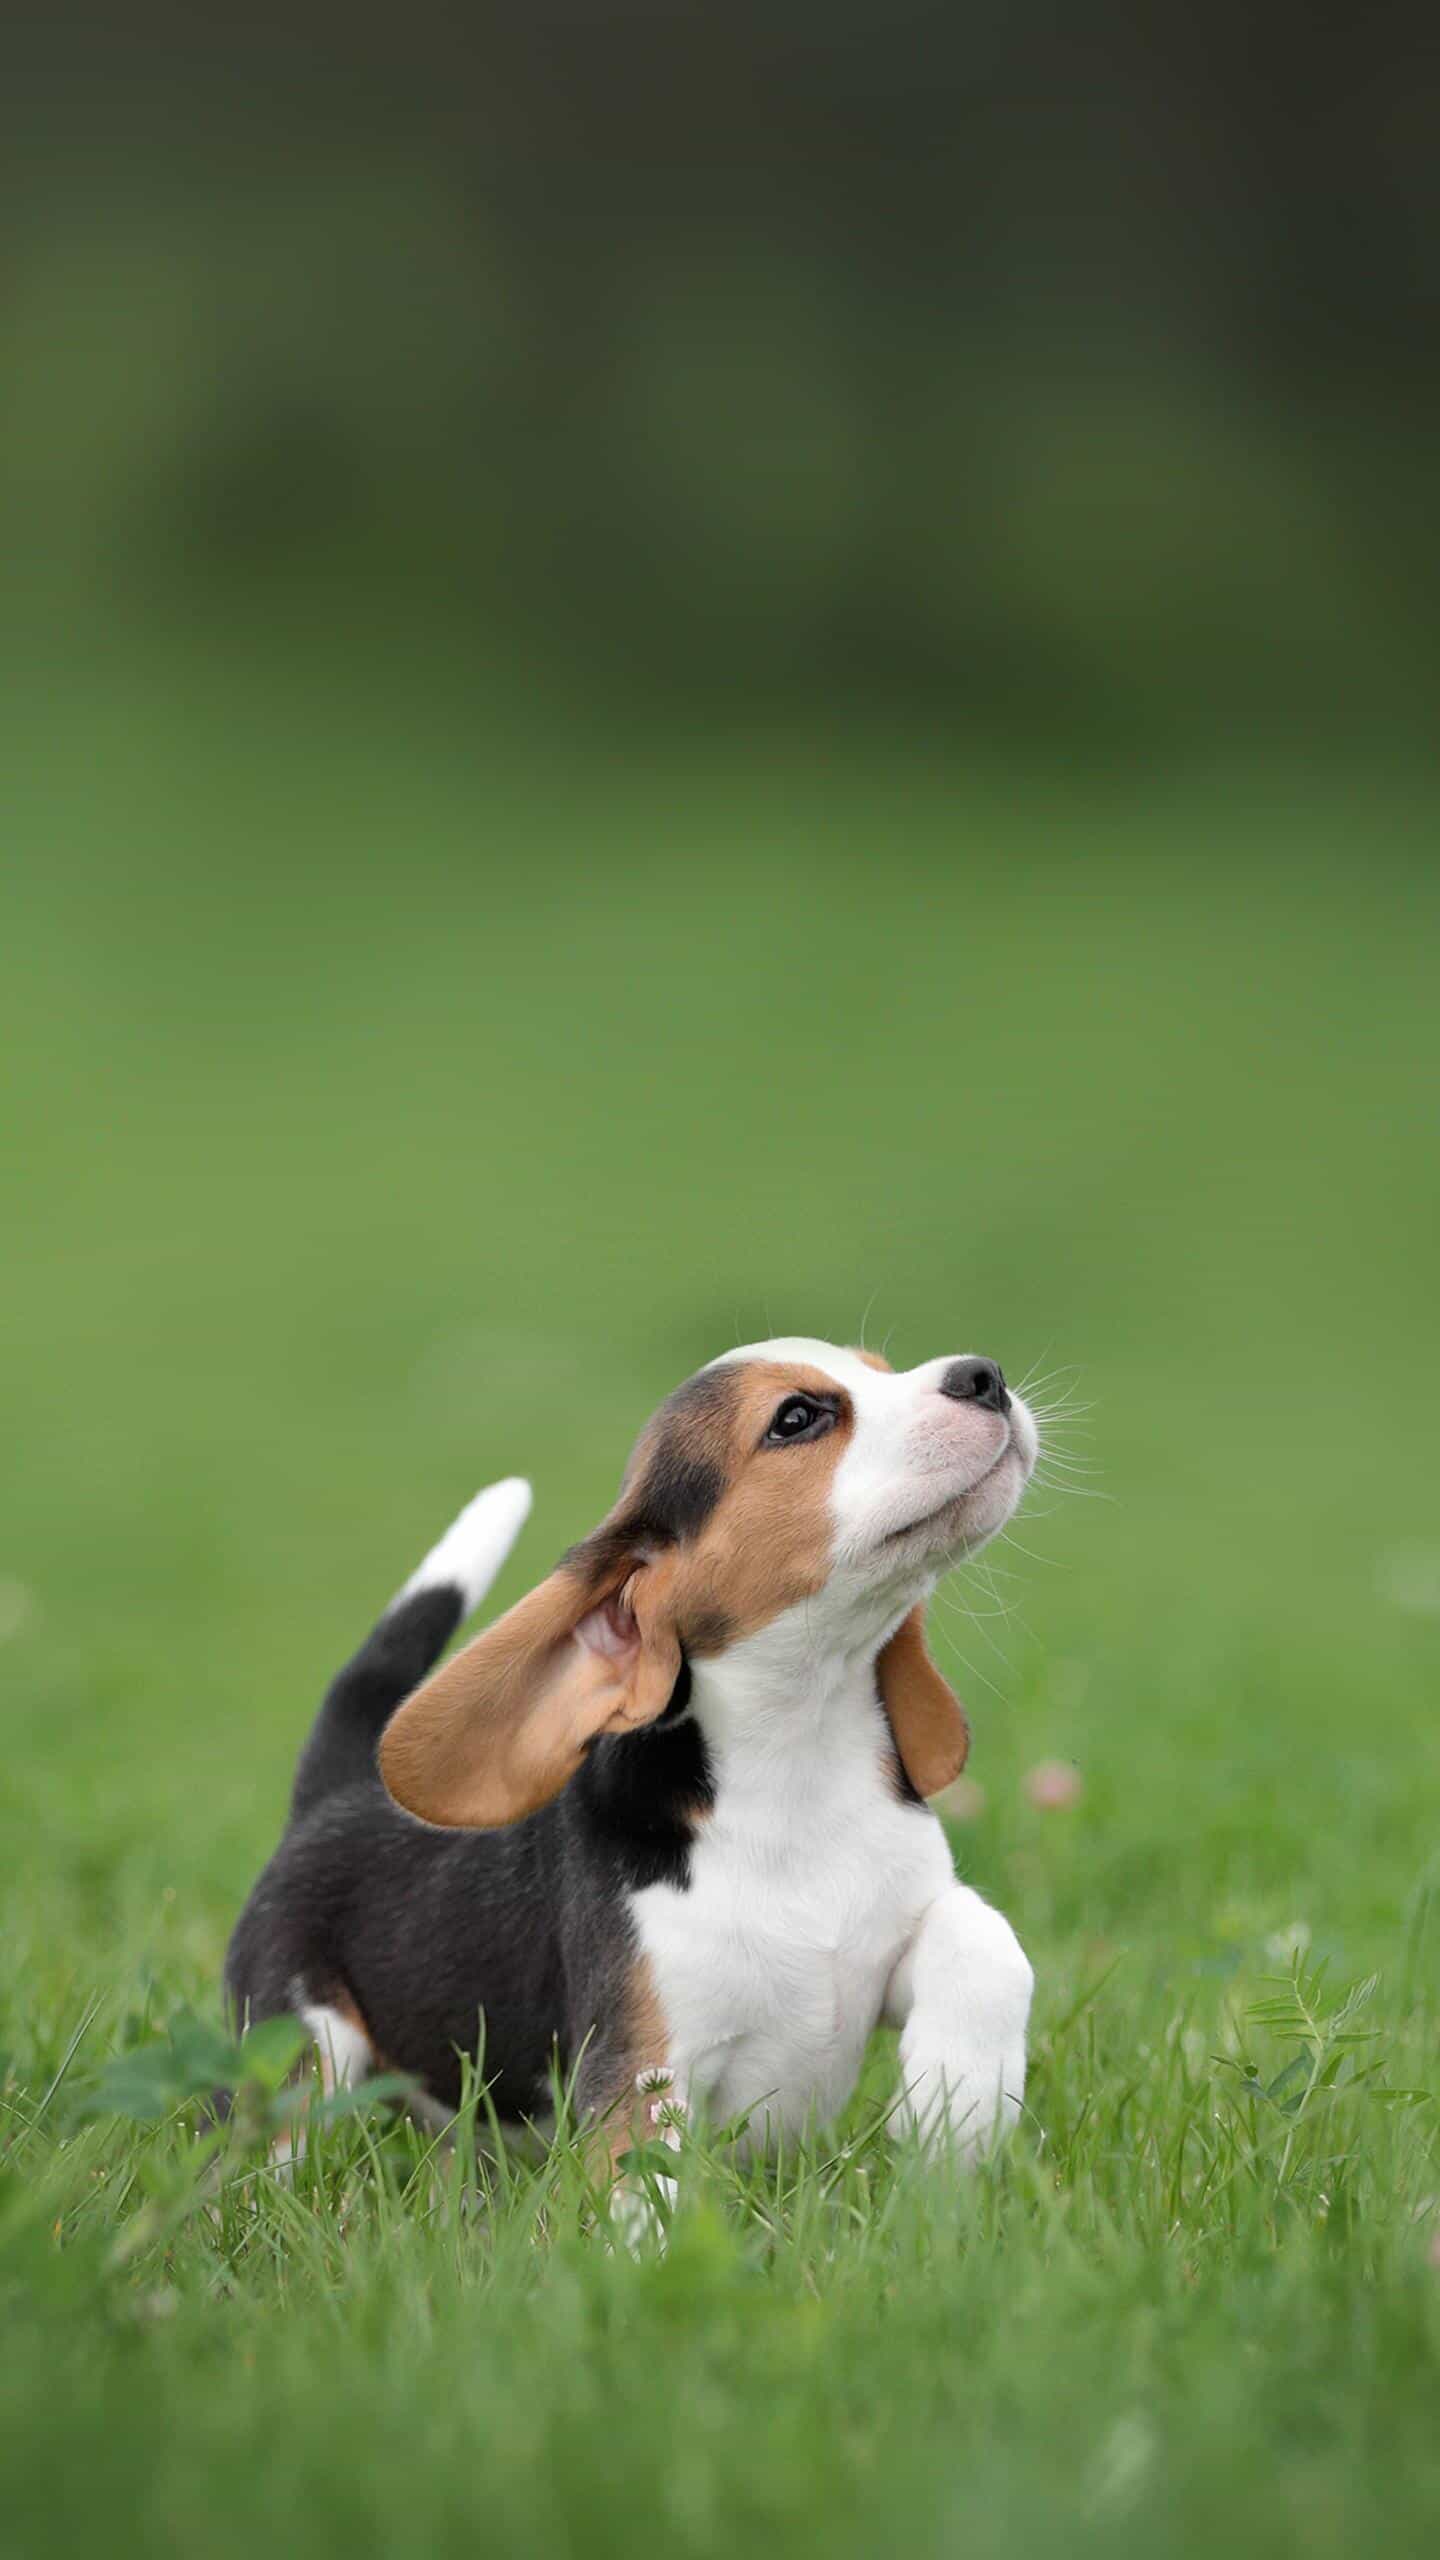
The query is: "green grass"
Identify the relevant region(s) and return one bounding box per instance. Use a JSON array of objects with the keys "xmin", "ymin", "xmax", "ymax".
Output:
[{"xmin": 4, "ymin": 616, "xmax": 1439, "ymax": 2558}]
